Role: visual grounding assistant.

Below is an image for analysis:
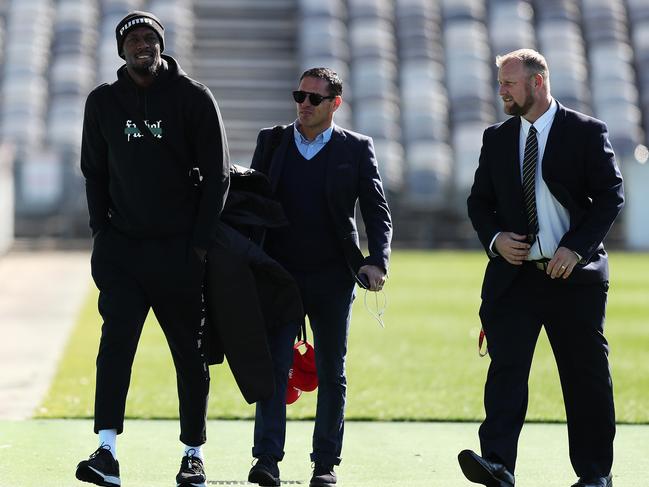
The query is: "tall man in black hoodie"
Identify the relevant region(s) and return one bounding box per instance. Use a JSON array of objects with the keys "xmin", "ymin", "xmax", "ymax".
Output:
[{"xmin": 75, "ymin": 11, "xmax": 230, "ymax": 487}]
